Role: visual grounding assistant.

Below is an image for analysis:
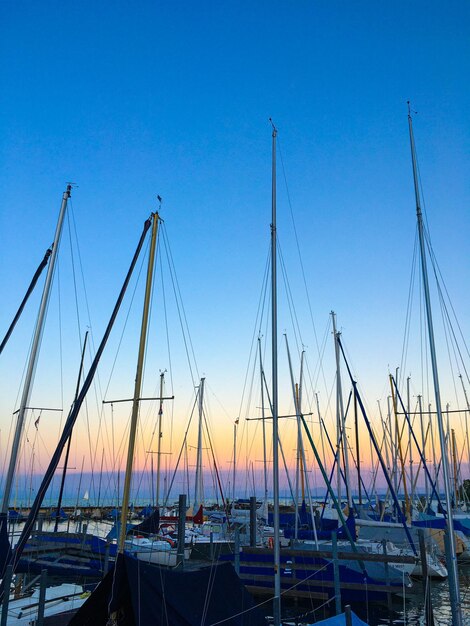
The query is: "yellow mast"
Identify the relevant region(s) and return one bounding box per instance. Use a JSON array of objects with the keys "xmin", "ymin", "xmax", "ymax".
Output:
[
  {"xmin": 389, "ymin": 375, "xmax": 411, "ymax": 523},
  {"xmin": 118, "ymin": 212, "xmax": 159, "ymax": 554}
]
